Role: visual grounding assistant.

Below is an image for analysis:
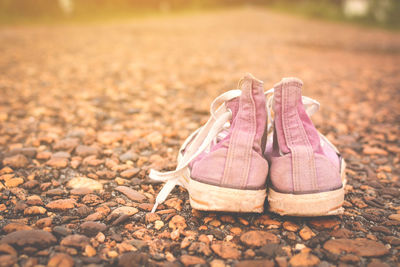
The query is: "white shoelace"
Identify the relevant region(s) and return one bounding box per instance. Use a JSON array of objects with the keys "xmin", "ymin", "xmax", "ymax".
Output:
[
  {"xmin": 149, "ymin": 88, "xmax": 320, "ymax": 213},
  {"xmin": 149, "ymin": 89, "xmax": 242, "ymax": 212}
]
